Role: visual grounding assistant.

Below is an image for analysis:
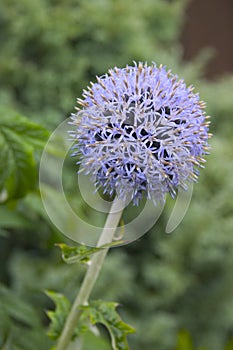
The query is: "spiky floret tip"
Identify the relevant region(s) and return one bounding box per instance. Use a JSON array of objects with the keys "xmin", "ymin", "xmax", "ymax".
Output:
[{"xmin": 70, "ymin": 62, "xmax": 211, "ymax": 205}]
